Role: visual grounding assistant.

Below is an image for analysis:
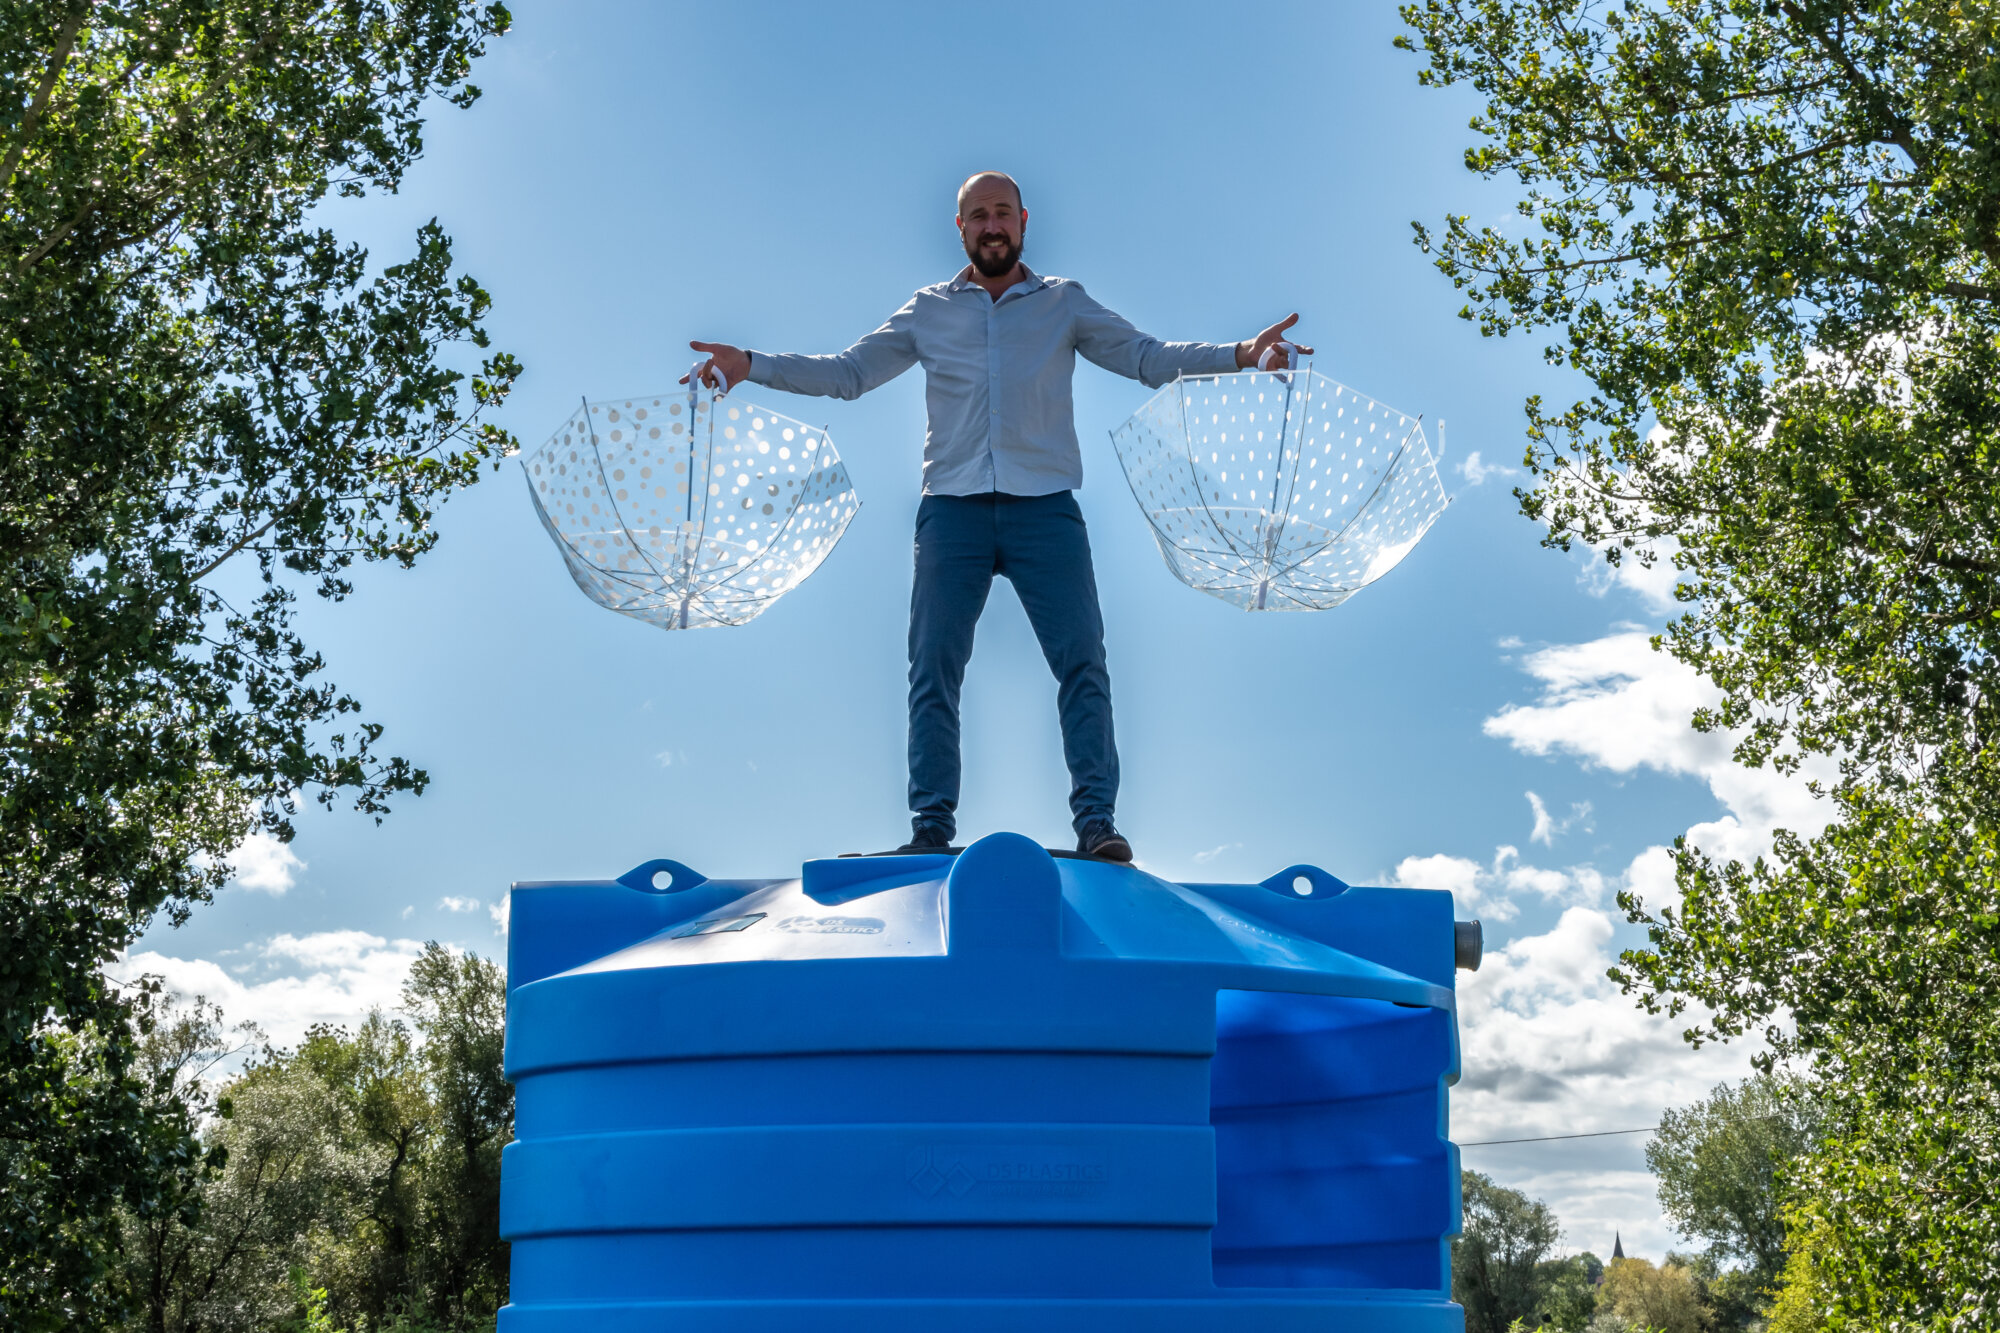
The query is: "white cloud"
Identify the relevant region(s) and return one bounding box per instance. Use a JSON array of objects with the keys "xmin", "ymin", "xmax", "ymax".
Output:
[
  {"xmin": 1526, "ymin": 790, "xmax": 1593, "ymax": 847},
  {"xmin": 1392, "ymin": 851, "xmax": 1518, "ymax": 922},
  {"xmin": 489, "ymin": 896, "xmax": 510, "ymax": 935},
  {"xmin": 401, "ymin": 905, "xmax": 415, "ymax": 920},
  {"xmin": 1454, "ymin": 906, "xmax": 1761, "ymax": 1262},
  {"xmin": 1391, "ymin": 845, "xmax": 1607, "ymax": 921},
  {"xmin": 1581, "ymin": 548, "xmax": 1686, "ymax": 614},
  {"xmin": 1431, "ymin": 625, "xmax": 1836, "ymax": 1259},
  {"xmin": 229, "ymin": 830, "xmax": 304, "ymax": 895},
  {"xmin": 1500, "ymin": 849, "xmax": 1606, "ymax": 909},
  {"xmin": 1484, "ymin": 629, "xmax": 1834, "ymax": 866},
  {"xmin": 114, "ymin": 930, "xmax": 424, "ymax": 1050},
  {"xmin": 655, "ymin": 749, "xmax": 674, "ymax": 767},
  {"xmin": 437, "ymin": 895, "xmax": 481, "ymax": 914},
  {"xmin": 1459, "ymin": 450, "xmax": 1518, "ymax": 486},
  {"xmin": 1485, "ymin": 630, "xmax": 1718, "ymax": 774},
  {"xmin": 1527, "ymin": 791, "xmax": 1555, "ymax": 845},
  {"xmin": 1193, "ymin": 842, "xmax": 1242, "ymax": 865}
]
